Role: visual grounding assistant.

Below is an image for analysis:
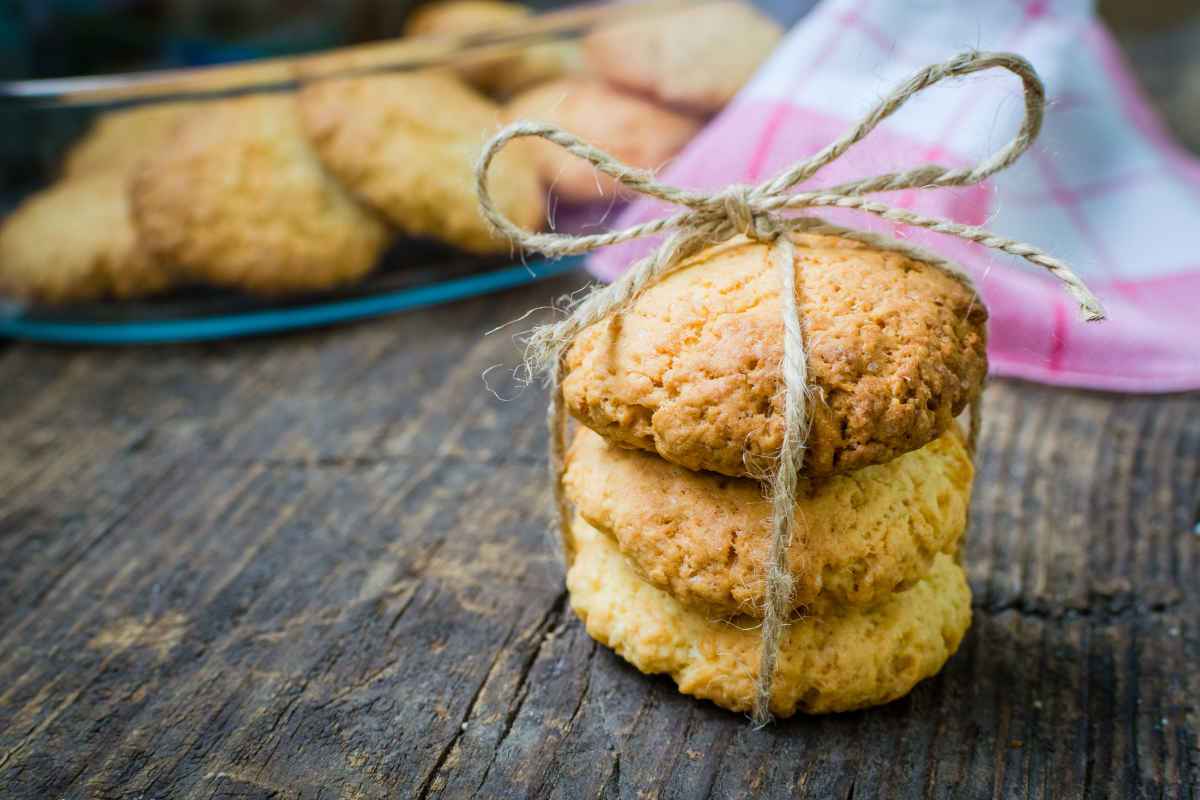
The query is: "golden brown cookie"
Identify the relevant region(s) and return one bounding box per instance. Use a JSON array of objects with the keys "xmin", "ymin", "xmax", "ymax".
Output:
[
  {"xmin": 564, "ymin": 425, "xmax": 972, "ymax": 616},
  {"xmin": 407, "ymin": 0, "xmax": 528, "ymax": 36},
  {"xmin": 62, "ymin": 103, "xmax": 195, "ymax": 179},
  {"xmin": 2, "ymin": 102, "xmax": 193, "ymax": 304},
  {"xmin": 562, "ymin": 235, "xmax": 988, "ymax": 479},
  {"xmin": 583, "ymin": 1, "xmax": 782, "ymax": 112},
  {"xmin": 0, "ymin": 172, "xmax": 172, "ymax": 304},
  {"xmin": 567, "ymin": 516, "xmax": 972, "ymax": 717},
  {"xmin": 130, "ymin": 94, "xmax": 390, "ymax": 295},
  {"xmin": 505, "ymin": 78, "xmax": 702, "ymax": 202},
  {"xmin": 298, "ymin": 71, "xmax": 543, "ymax": 255},
  {"xmin": 405, "ymin": 0, "xmax": 581, "ymax": 96}
]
